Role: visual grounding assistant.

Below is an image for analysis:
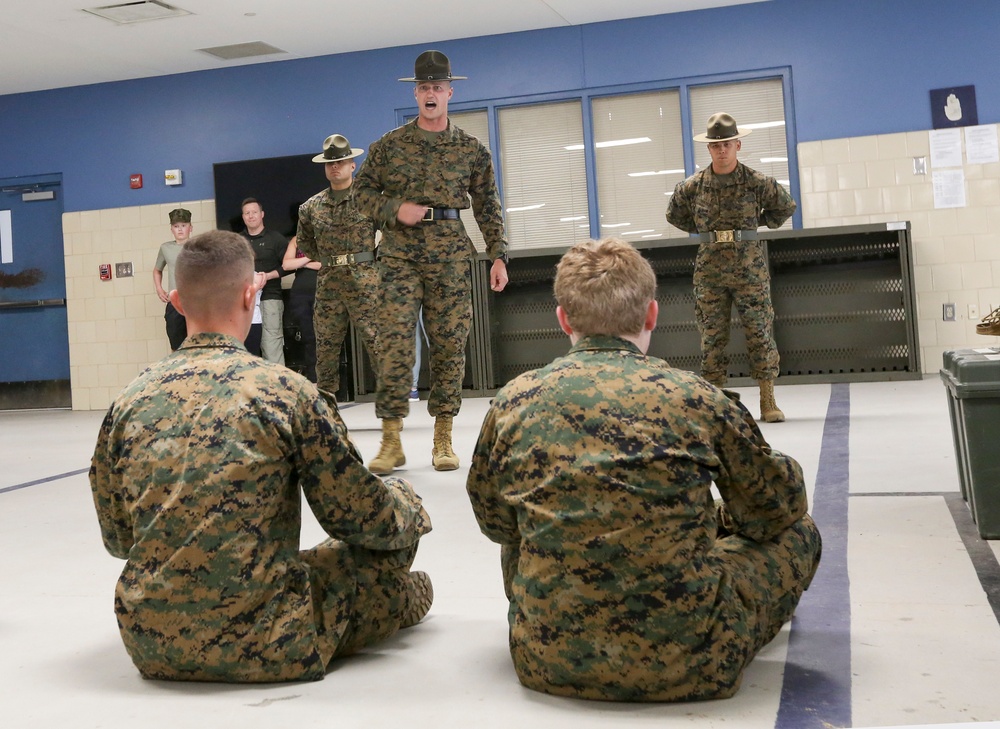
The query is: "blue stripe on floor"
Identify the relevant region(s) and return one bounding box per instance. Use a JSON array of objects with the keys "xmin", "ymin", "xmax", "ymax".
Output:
[
  {"xmin": 0, "ymin": 468, "xmax": 89, "ymax": 494},
  {"xmin": 775, "ymin": 382, "xmax": 852, "ymax": 729}
]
